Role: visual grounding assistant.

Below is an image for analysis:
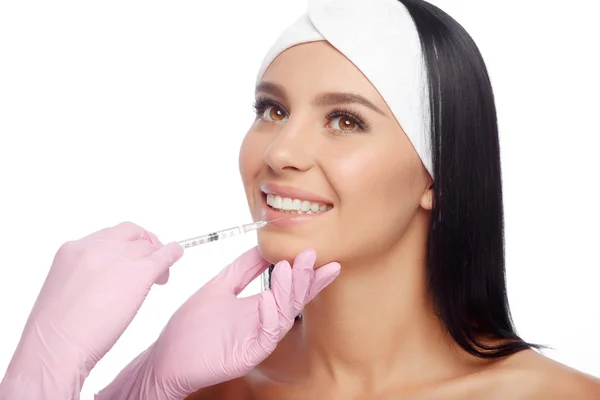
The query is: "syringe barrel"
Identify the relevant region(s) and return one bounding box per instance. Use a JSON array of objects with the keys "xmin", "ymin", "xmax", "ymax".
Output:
[
  {"xmin": 178, "ymin": 221, "xmax": 268, "ymax": 249},
  {"xmin": 179, "ymin": 233, "xmax": 214, "ymax": 248},
  {"xmin": 242, "ymin": 221, "xmax": 268, "ymax": 233},
  {"xmin": 216, "ymin": 225, "xmax": 243, "ymax": 239}
]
